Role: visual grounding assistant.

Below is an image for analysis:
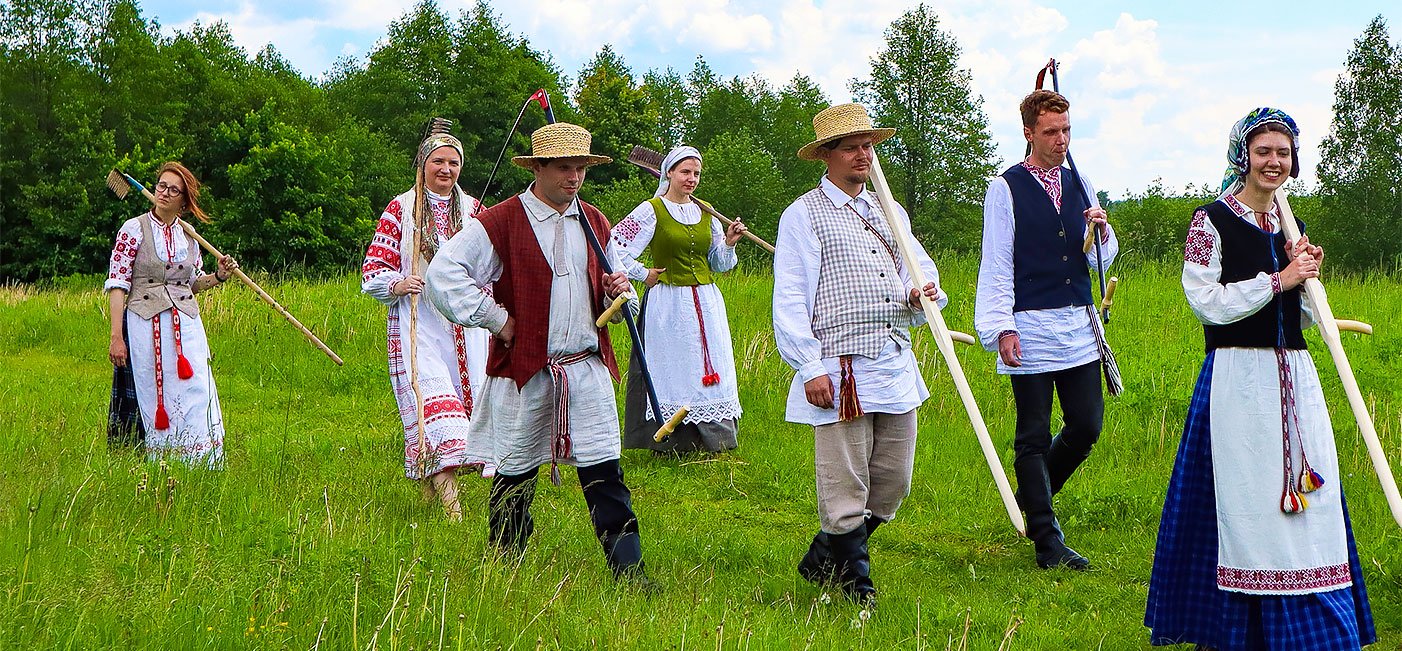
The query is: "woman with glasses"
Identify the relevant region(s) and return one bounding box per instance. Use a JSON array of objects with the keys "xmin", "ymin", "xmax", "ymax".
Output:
[{"xmin": 105, "ymin": 162, "xmax": 238, "ymax": 467}]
